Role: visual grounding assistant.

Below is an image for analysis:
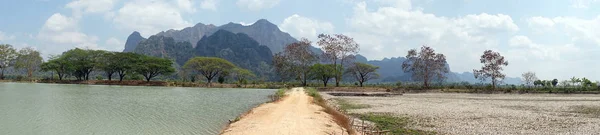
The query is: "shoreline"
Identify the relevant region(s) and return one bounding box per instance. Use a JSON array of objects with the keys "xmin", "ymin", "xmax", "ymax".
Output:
[{"xmin": 0, "ymin": 80, "xmax": 285, "ymax": 89}]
